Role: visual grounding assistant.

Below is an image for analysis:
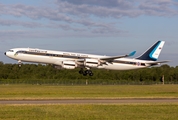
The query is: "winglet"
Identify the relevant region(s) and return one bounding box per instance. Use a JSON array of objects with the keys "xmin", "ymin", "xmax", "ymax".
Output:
[{"xmin": 129, "ymin": 51, "xmax": 136, "ymax": 57}]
